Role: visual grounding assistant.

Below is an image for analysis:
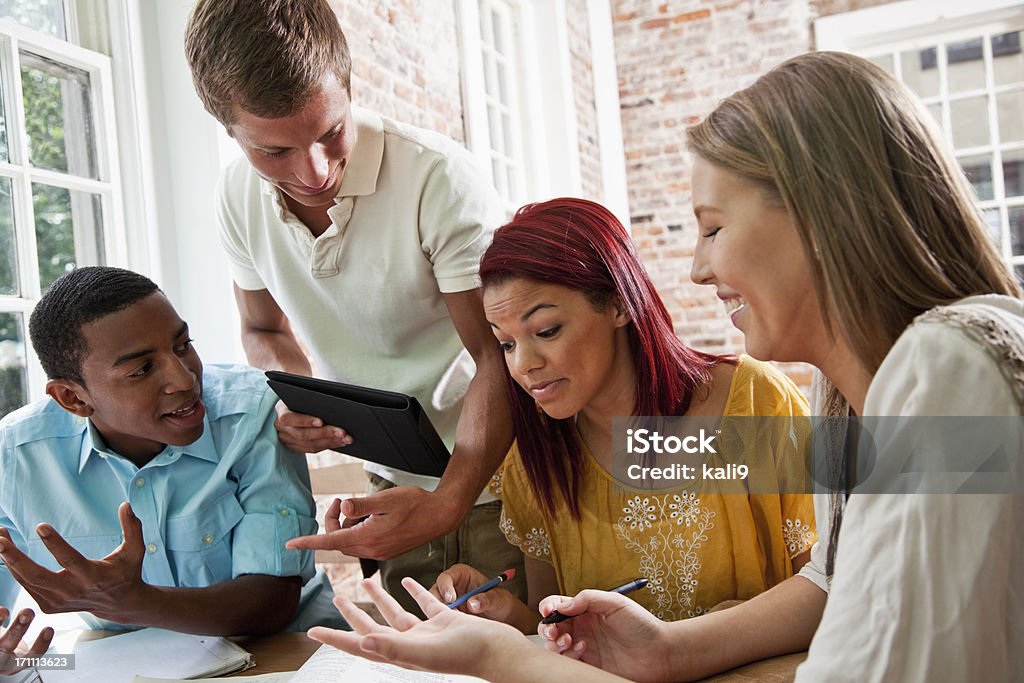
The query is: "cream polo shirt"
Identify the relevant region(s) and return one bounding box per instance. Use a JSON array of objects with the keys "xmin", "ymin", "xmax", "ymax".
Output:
[{"xmin": 216, "ymin": 106, "xmax": 504, "ymax": 497}]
